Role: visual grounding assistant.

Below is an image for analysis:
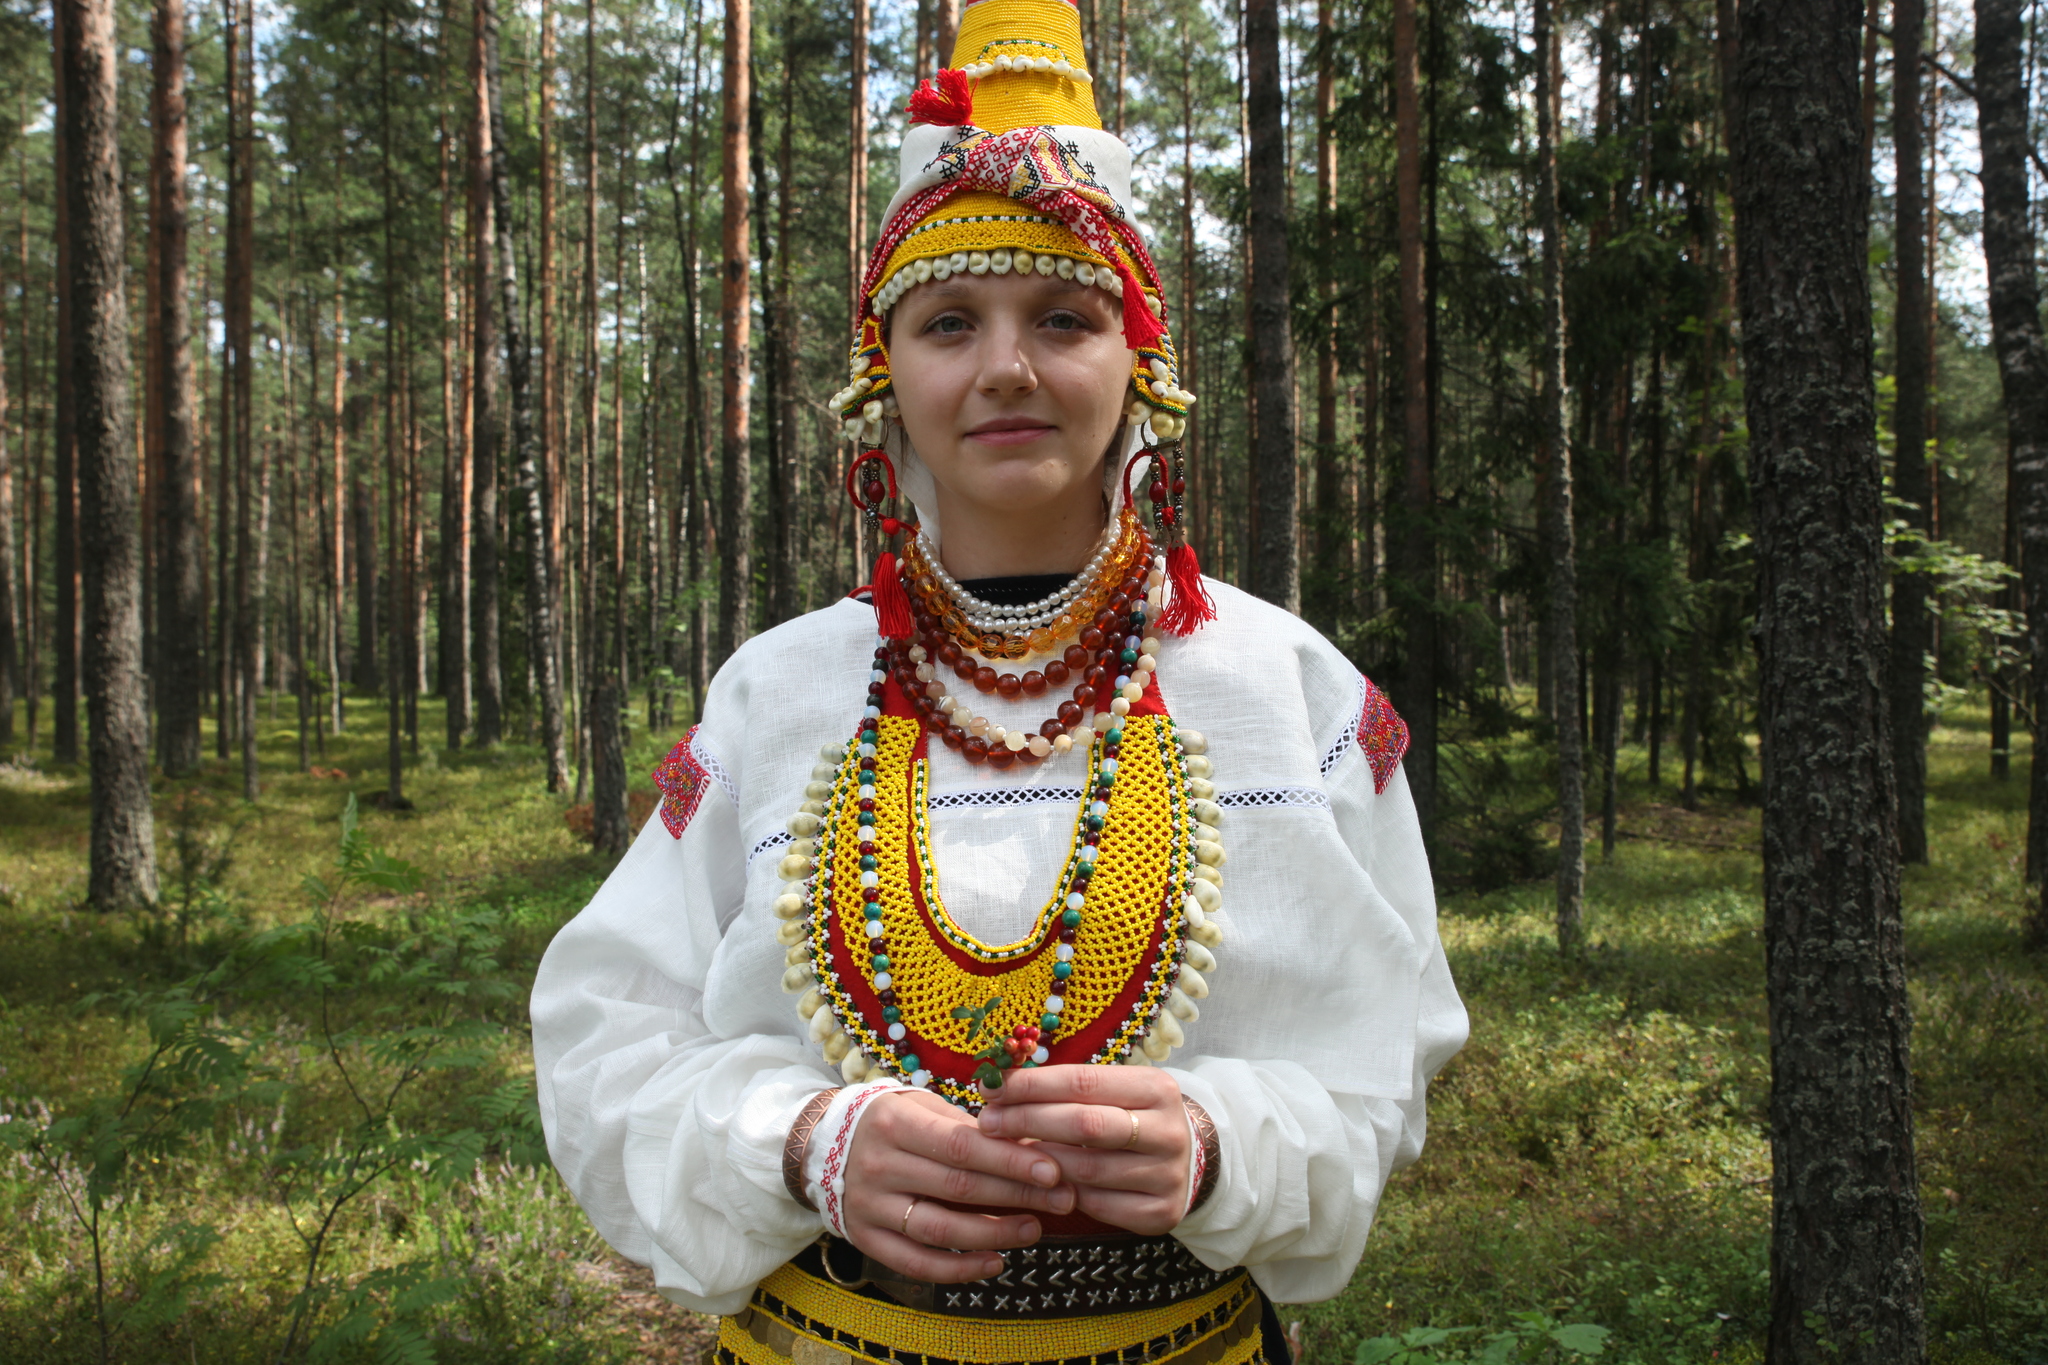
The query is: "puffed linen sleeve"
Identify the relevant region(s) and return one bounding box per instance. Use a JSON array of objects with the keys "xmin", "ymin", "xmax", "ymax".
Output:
[
  {"xmin": 1167, "ymin": 766, "xmax": 1466, "ymax": 1303},
  {"xmin": 530, "ymin": 735, "xmax": 834, "ymax": 1316}
]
